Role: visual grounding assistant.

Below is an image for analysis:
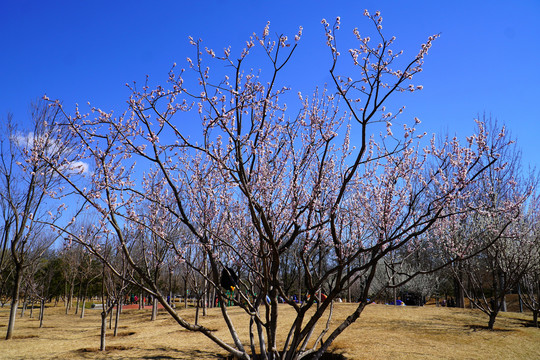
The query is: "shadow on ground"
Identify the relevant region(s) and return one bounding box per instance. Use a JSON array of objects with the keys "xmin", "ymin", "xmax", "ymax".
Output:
[
  {"xmin": 75, "ymin": 346, "xmax": 224, "ymax": 359},
  {"xmin": 467, "ymin": 324, "xmax": 515, "ymax": 332},
  {"xmin": 222, "ymin": 352, "xmax": 346, "ymax": 360},
  {"xmin": 143, "ymin": 348, "xmax": 227, "ymax": 359}
]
